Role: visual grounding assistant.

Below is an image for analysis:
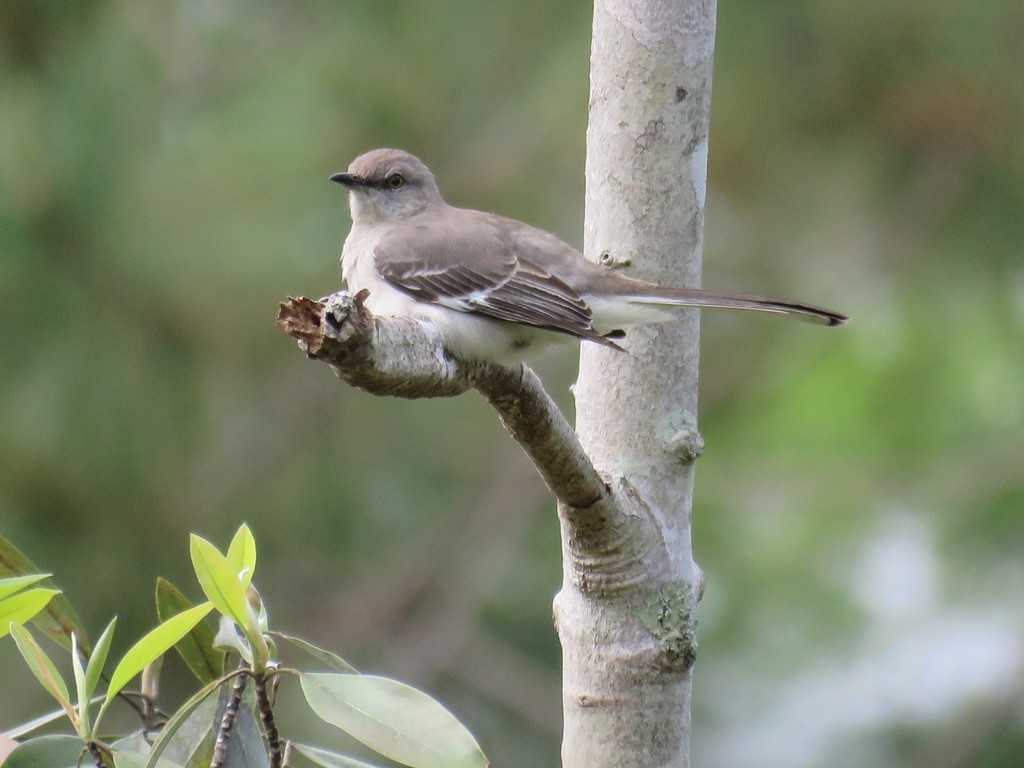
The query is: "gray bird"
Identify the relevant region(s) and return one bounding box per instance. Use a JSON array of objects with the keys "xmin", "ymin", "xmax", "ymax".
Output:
[{"xmin": 331, "ymin": 148, "xmax": 846, "ymax": 361}]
